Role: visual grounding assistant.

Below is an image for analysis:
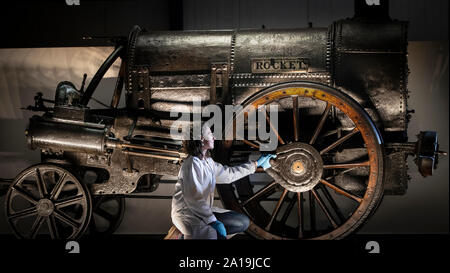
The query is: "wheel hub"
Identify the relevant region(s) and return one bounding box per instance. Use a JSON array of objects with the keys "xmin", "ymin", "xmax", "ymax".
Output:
[
  {"xmin": 36, "ymin": 198, "xmax": 54, "ymax": 217},
  {"xmin": 271, "ymin": 142, "xmax": 323, "ymax": 193},
  {"xmin": 291, "ymin": 160, "xmax": 305, "ymax": 174}
]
